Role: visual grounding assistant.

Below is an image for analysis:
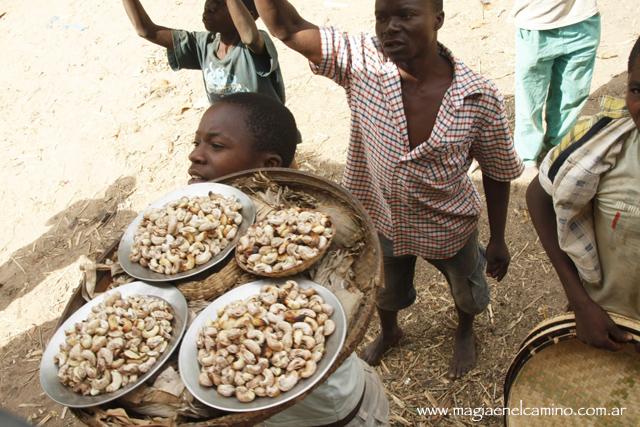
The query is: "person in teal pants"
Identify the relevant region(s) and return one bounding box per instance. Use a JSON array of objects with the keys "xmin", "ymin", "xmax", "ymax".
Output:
[{"xmin": 513, "ymin": 1, "xmax": 601, "ymax": 169}]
